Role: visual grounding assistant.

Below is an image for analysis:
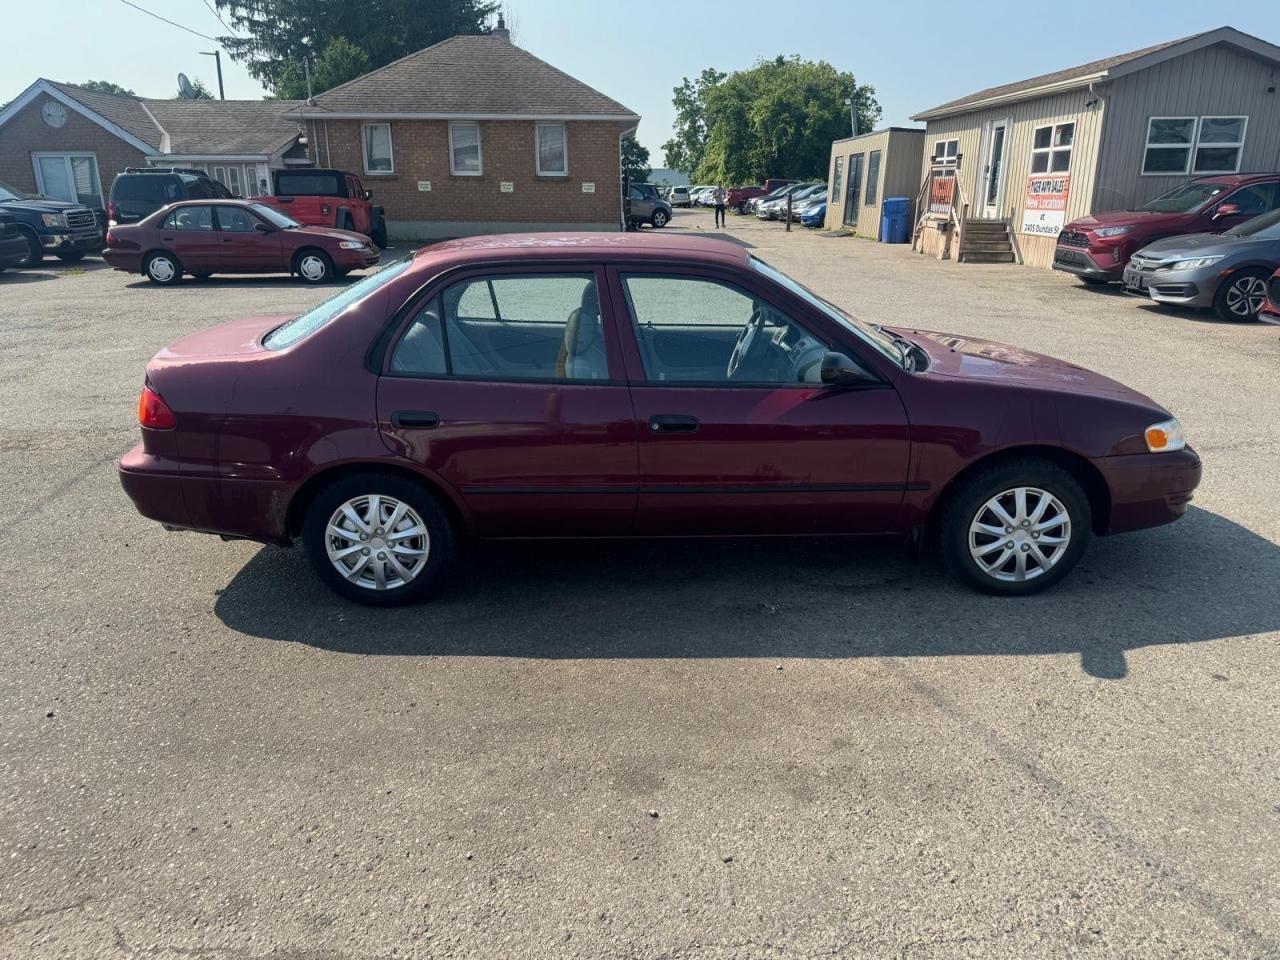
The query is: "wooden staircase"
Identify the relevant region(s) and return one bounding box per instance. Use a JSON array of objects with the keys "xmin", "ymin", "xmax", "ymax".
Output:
[{"xmin": 958, "ymin": 218, "xmax": 1016, "ymax": 263}]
